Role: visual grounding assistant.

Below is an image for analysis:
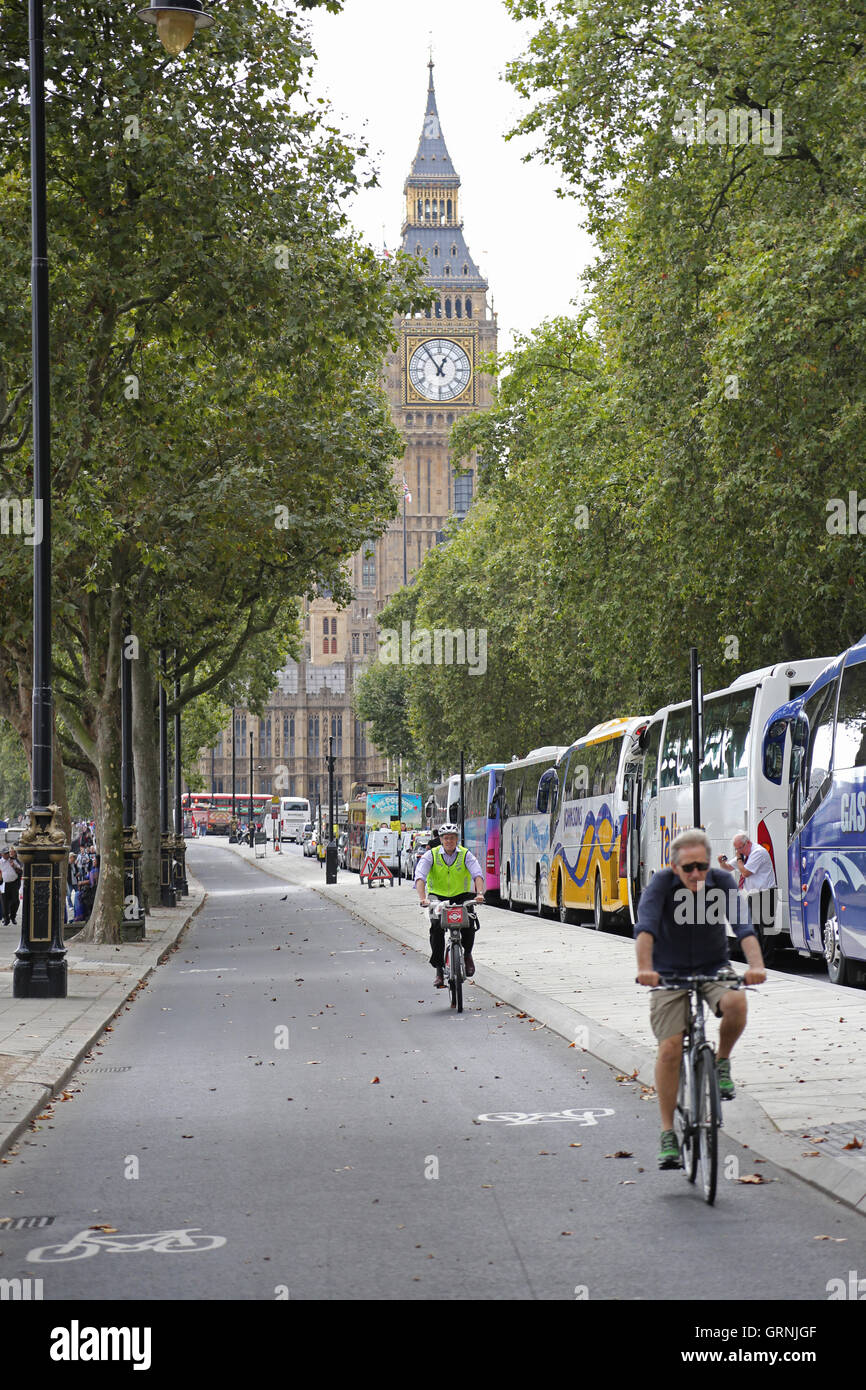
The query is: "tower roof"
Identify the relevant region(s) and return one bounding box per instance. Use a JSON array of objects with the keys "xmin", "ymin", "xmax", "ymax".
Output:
[{"xmin": 405, "ymin": 59, "xmax": 458, "ymax": 185}]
